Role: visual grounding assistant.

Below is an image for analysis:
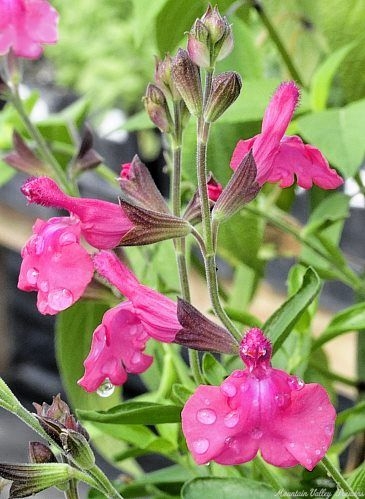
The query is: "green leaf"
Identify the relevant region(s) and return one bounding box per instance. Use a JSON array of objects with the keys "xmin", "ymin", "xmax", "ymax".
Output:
[
  {"xmin": 264, "ymin": 267, "xmax": 321, "ymax": 353},
  {"xmin": 131, "ymin": 0, "xmax": 168, "ymax": 47},
  {"xmin": 336, "ymin": 400, "xmax": 365, "ymax": 426},
  {"xmin": 122, "ymin": 110, "xmax": 154, "ymax": 131},
  {"xmin": 55, "ymin": 300, "xmax": 120, "ymax": 412},
  {"xmin": 312, "ymin": 302, "xmax": 365, "ymax": 351},
  {"xmin": 171, "ymin": 383, "xmax": 193, "ymax": 405},
  {"xmin": 78, "ymin": 401, "xmax": 181, "ymax": 425},
  {"xmin": 155, "ymin": 0, "xmax": 202, "ymax": 55},
  {"xmin": 182, "ymin": 477, "xmax": 276, "ymax": 499},
  {"xmin": 202, "ymin": 353, "xmax": 228, "ymax": 385},
  {"xmin": 310, "ymin": 42, "xmax": 356, "ymax": 111},
  {"xmin": 296, "ymin": 98, "xmax": 365, "ymax": 177},
  {"xmin": 224, "ymin": 307, "xmax": 263, "ymax": 328},
  {"xmin": 228, "ymin": 263, "xmax": 257, "ymax": 311},
  {"xmin": 332, "ymin": 462, "xmax": 365, "ymax": 499}
]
